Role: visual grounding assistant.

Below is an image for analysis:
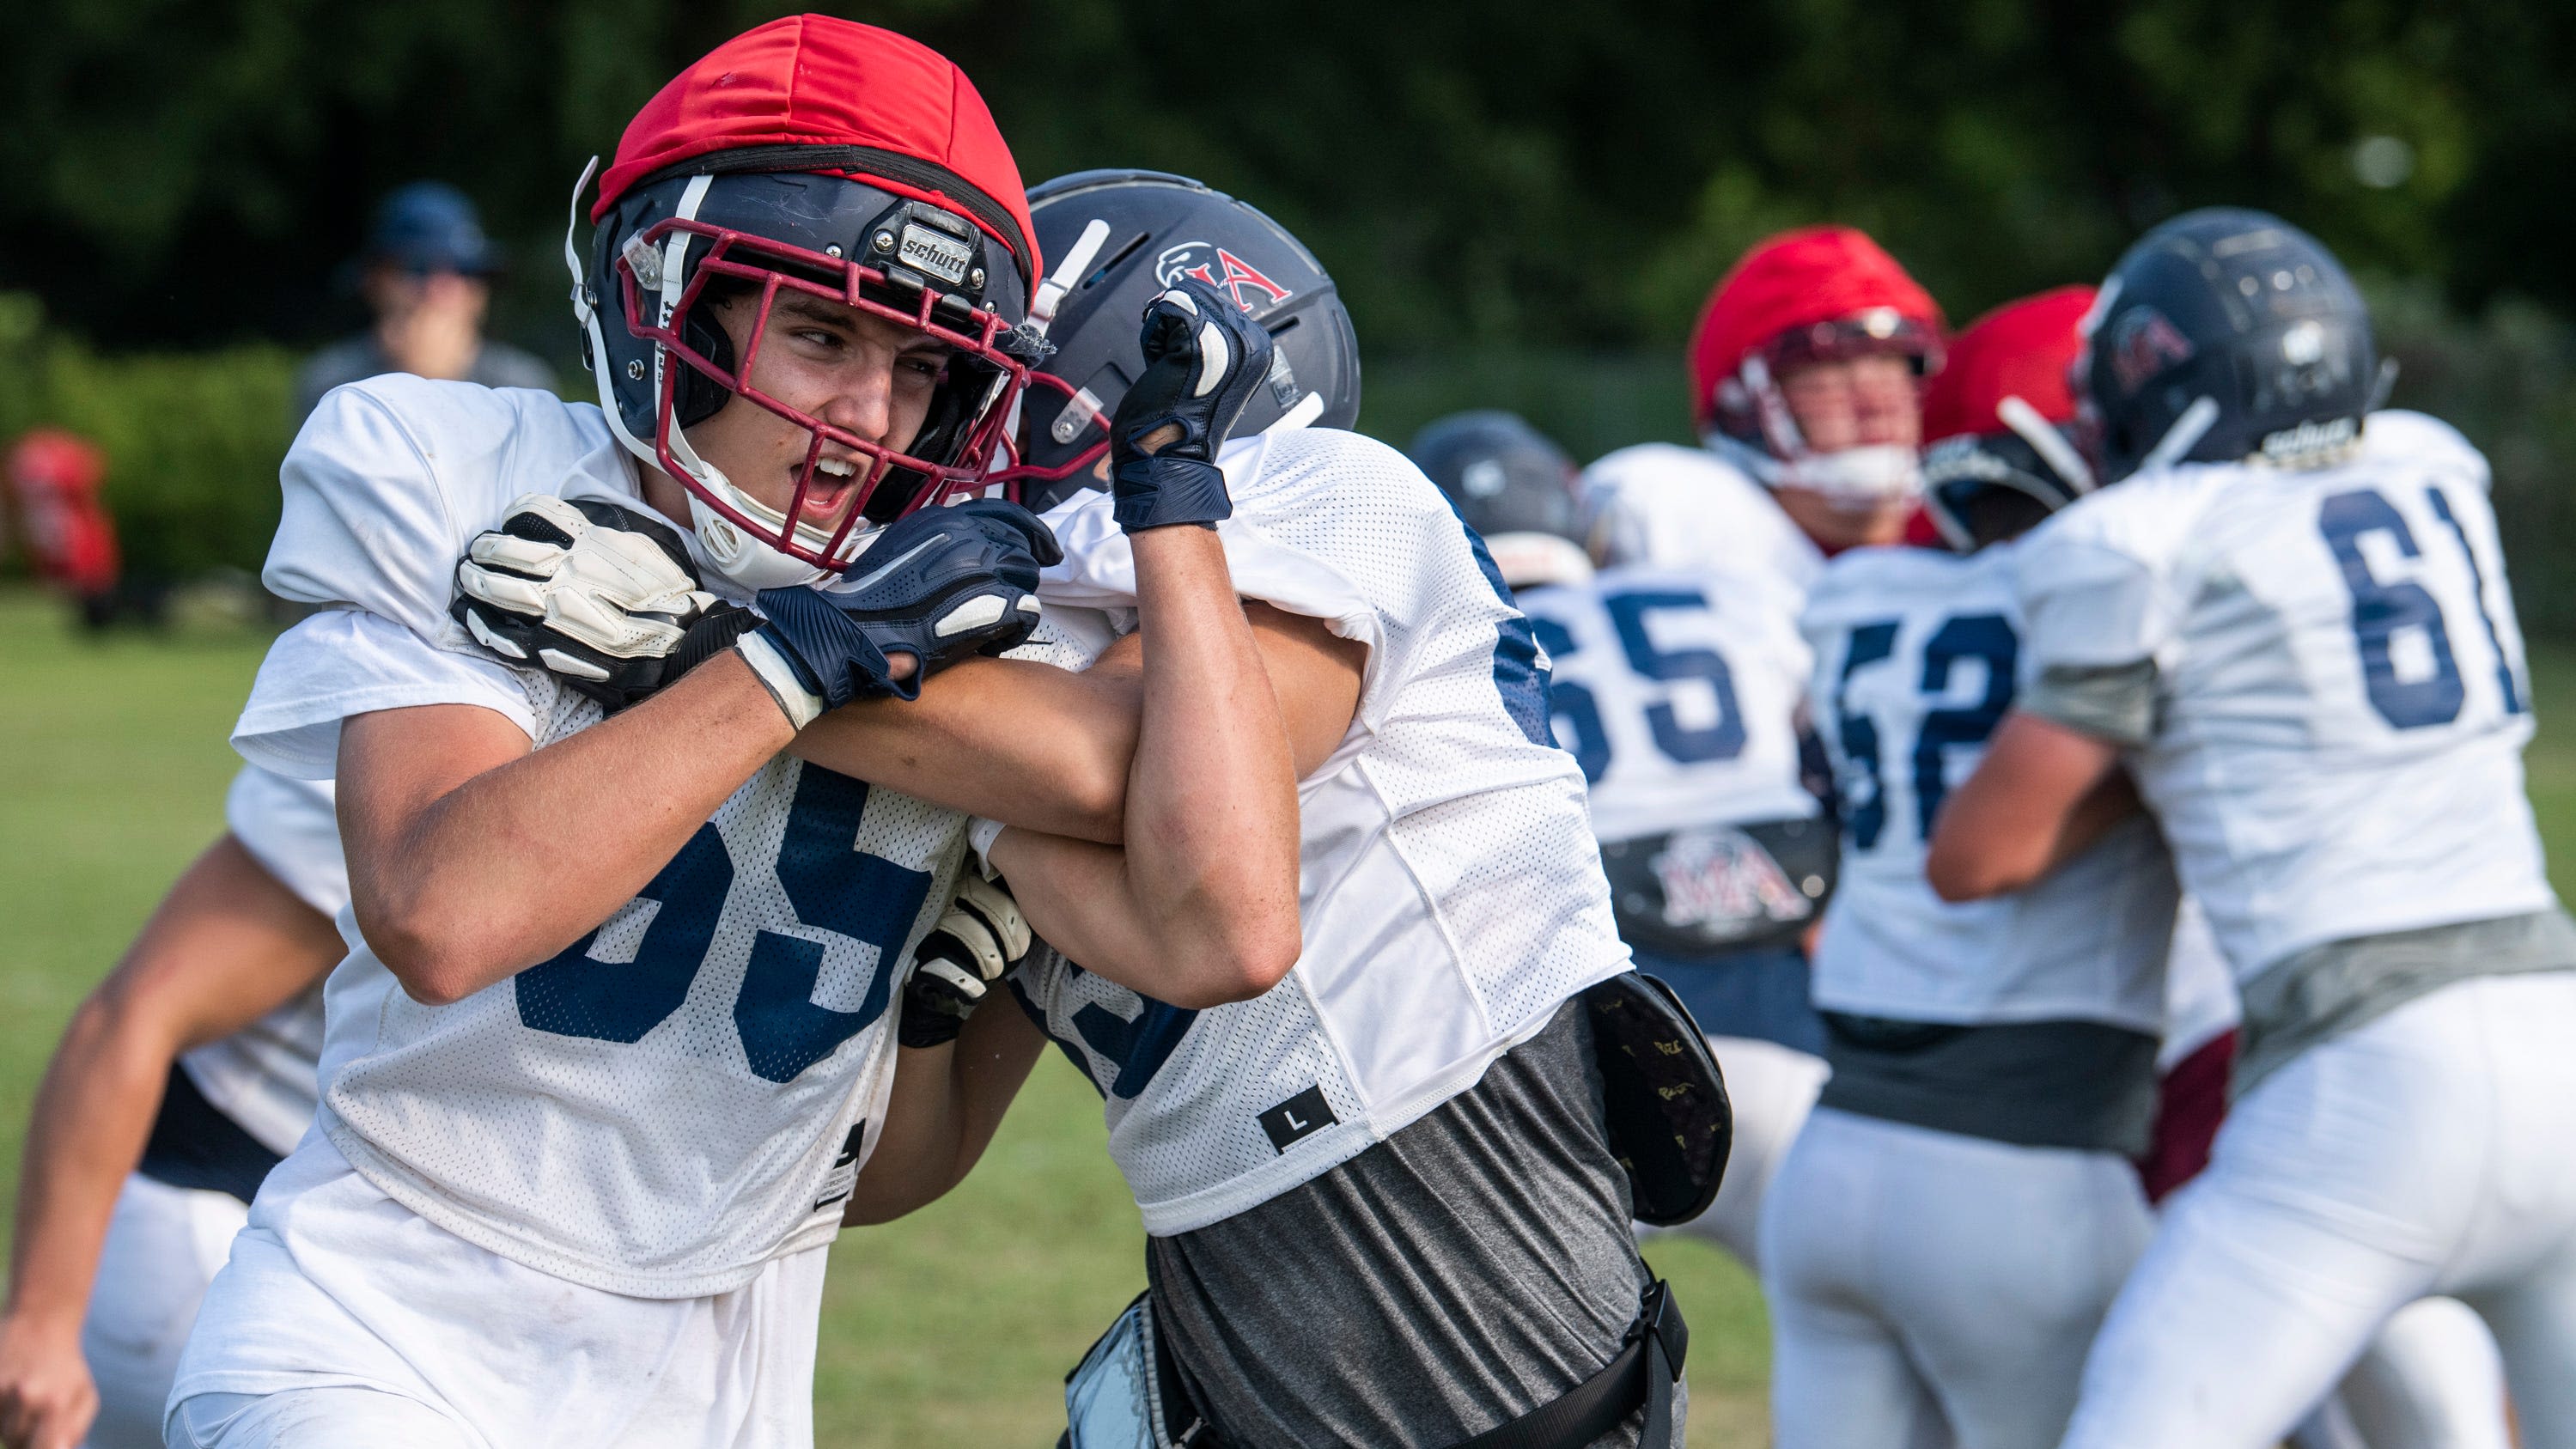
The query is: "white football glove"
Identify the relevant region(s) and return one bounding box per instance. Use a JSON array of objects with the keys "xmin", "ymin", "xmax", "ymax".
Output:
[
  {"xmin": 450, "ymin": 494, "xmax": 753, "ymax": 711},
  {"xmin": 898, "ymin": 874, "xmax": 1036, "ymax": 1048}
]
